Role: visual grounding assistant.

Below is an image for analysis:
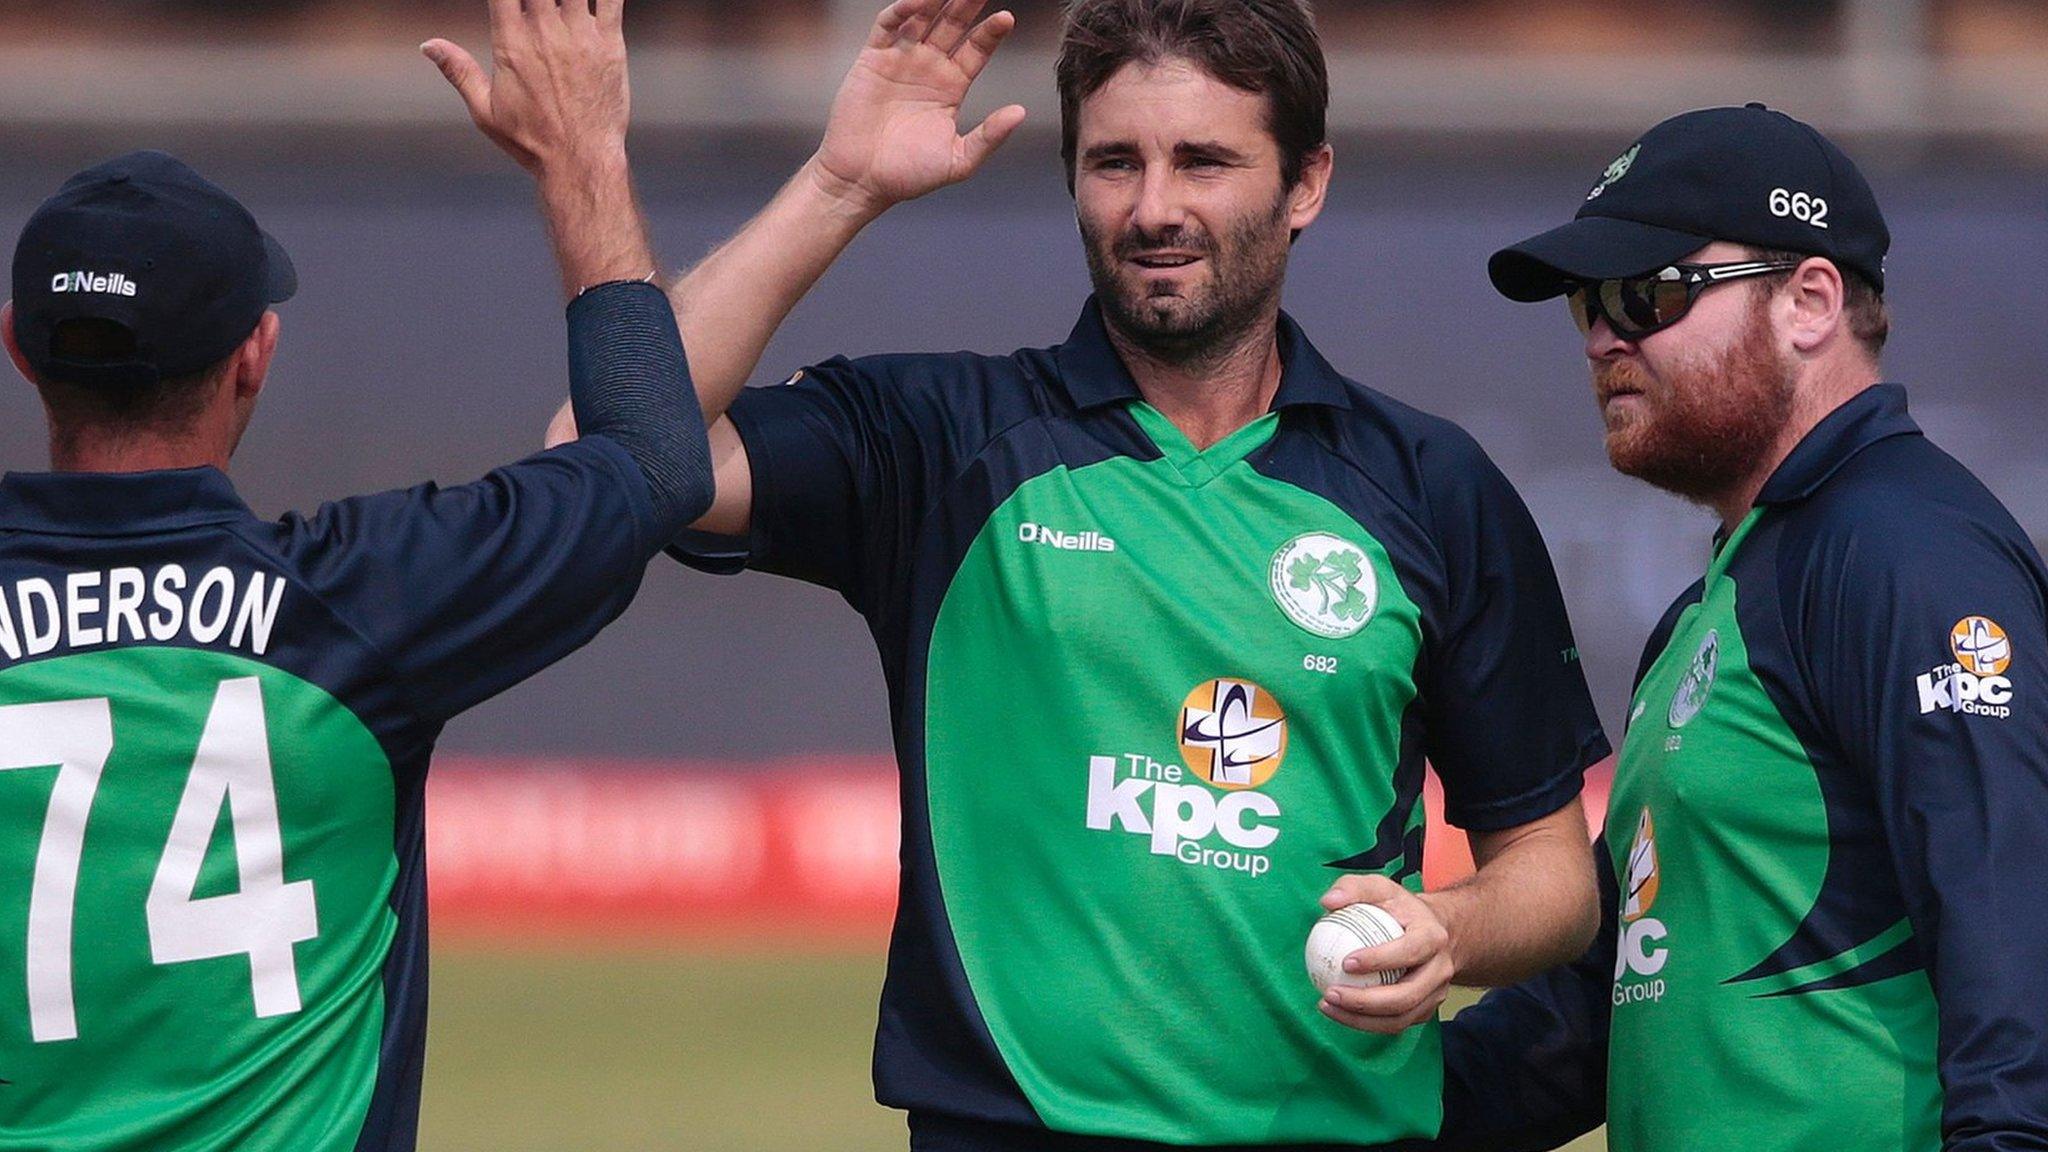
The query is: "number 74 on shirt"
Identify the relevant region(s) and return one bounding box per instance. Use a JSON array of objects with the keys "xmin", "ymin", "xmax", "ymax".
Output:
[{"xmin": 2, "ymin": 678, "xmax": 318, "ymax": 1043}]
